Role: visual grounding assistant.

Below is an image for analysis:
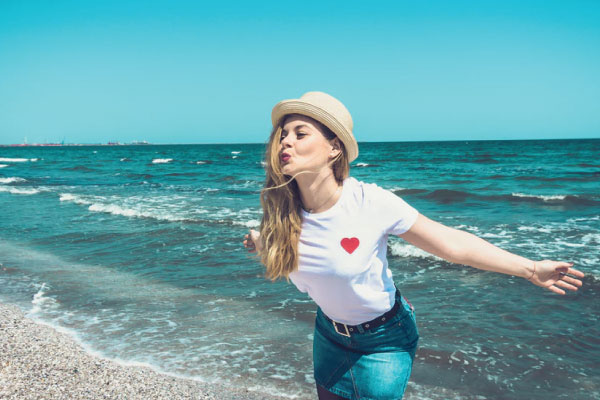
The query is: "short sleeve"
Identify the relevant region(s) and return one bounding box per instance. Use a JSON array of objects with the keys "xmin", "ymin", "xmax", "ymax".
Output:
[{"xmin": 364, "ymin": 183, "xmax": 419, "ymax": 235}]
